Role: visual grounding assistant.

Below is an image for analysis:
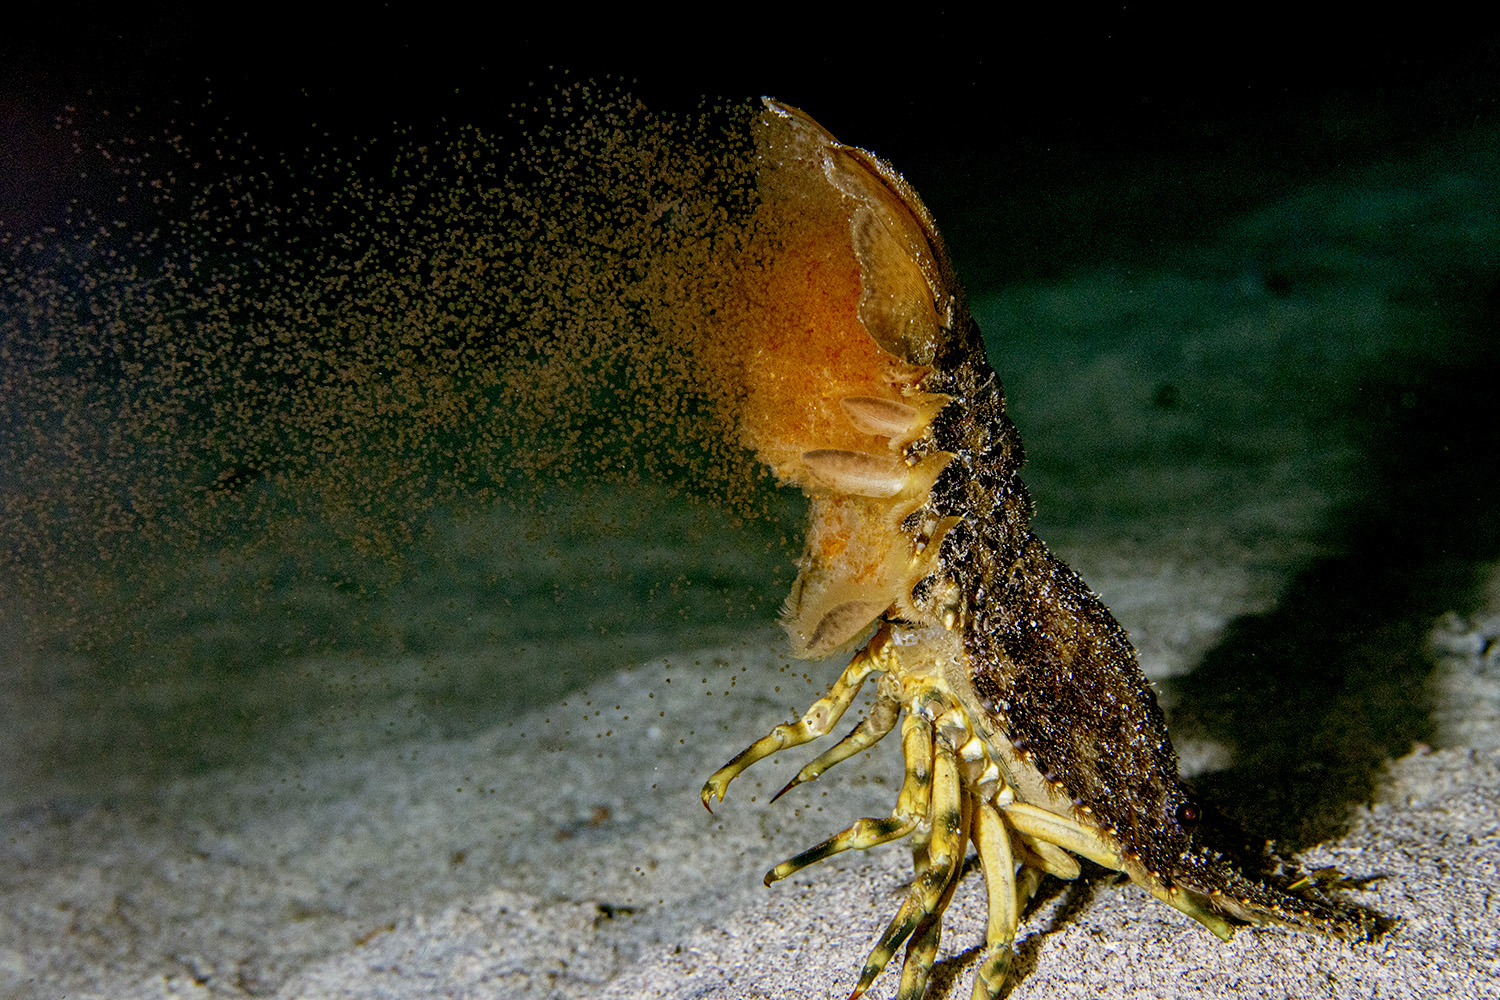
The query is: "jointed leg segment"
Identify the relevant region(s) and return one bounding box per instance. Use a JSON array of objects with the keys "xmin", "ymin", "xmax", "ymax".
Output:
[
  {"xmin": 701, "ymin": 643, "xmax": 878, "ymax": 810},
  {"xmin": 895, "ymin": 786, "xmax": 971, "ymax": 1000},
  {"xmin": 765, "ymin": 712, "xmax": 934, "ymax": 885},
  {"xmin": 971, "ymin": 800, "xmax": 1018, "ymax": 1000},
  {"xmin": 1000, "ymin": 801, "xmax": 1123, "ymax": 870},
  {"xmin": 1012, "ymin": 830, "xmax": 1083, "ymax": 881},
  {"xmin": 850, "ymin": 731, "xmax": 965, "ymax": 1000},
  {"xmin": 772, "ymin": 671, "xmax": 903, "ymax": 802},
  {"xmin": 704, "ymin": 631, "xmax": 1165, "ymax": 1000}
]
